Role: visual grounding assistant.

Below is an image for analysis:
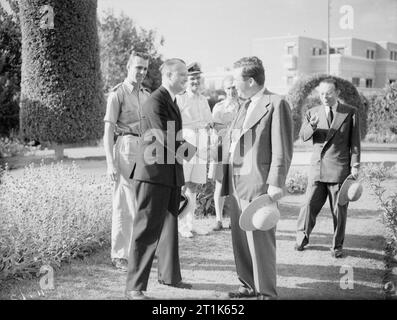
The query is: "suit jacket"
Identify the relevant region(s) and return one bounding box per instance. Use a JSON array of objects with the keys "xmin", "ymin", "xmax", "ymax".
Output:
[
  {"xmin": 130, "ymin": 86, "xmax": 185, "ymax": 188},
  {"xmin": 300, "ymin": 102, "xmax": 361, "ymax": 183},
  {"xmin": 221, "ymin": 89, "xmax": 294, "ymax": 201}
]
